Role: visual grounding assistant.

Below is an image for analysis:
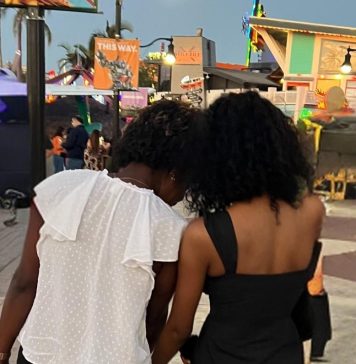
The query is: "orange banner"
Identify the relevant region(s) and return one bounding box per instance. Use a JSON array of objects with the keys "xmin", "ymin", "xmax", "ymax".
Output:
[{"xmin": 94, "ymin": 38, "xmax": 140, "ymax": 90}]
